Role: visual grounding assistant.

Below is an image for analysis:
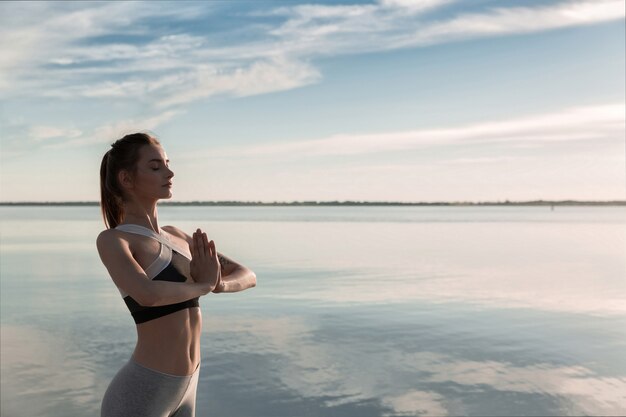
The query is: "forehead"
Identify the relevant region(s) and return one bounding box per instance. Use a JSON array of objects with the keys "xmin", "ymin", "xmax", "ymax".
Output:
[{"xmin": 138, "ymin": 144, "xmax": 168, "ymax": 162}]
